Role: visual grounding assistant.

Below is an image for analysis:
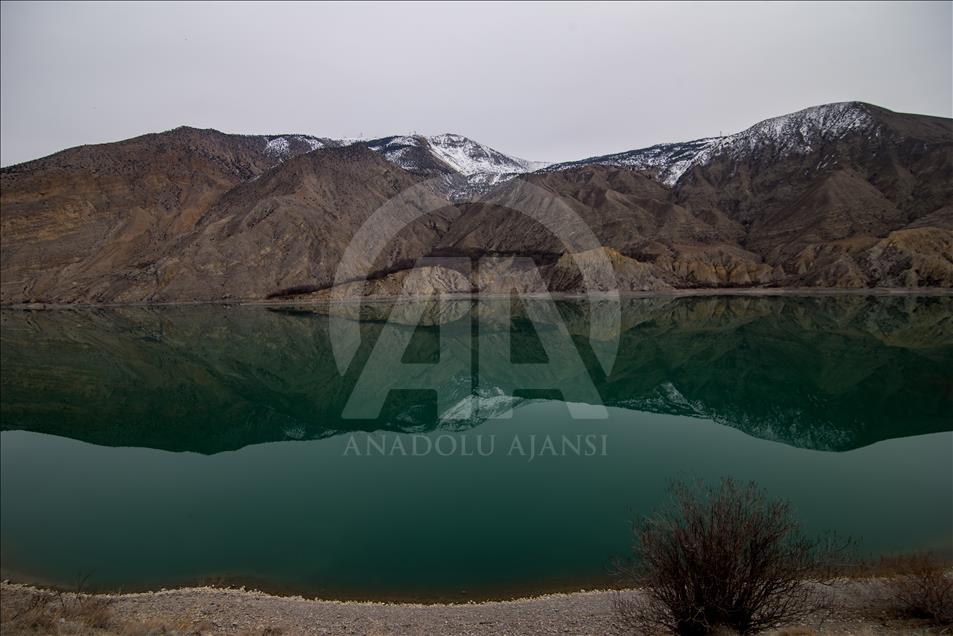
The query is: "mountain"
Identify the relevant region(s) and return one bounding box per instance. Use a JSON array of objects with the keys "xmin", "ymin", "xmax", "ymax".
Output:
[
  {"xmin": 545, "ymin": 102, "xmax": 913, "ymax": 185},
  {"xmin": 1, "ymin": 102, "xmax": 951, "ymax": 305},
  {"xmin": 0, "ymin": 126, "xmax": 311, "ymax": 304},
  {"xmin": 1, "ymin": 133, "xmax": 455, "ymax": 303},
  {"xmin": 672, "ymin": 102, "xmax": 953, "ymax": 287},
  {"xmin": 421, "ymin": 102, "xmax": 952, "ymax": 291}
]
